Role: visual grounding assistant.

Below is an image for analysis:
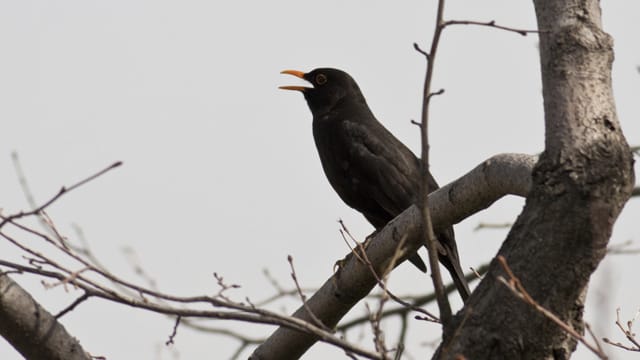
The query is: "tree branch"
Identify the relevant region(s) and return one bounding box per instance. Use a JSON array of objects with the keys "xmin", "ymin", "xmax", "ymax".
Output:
[
  {"xmin": 251, "ymin": 153, "xmax": 535, "ymax": 359},
  {"xmin": 0, "ymin": 274, "xmax": 92, "ymax": 360}
]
